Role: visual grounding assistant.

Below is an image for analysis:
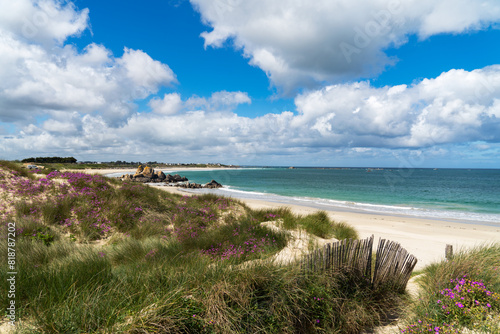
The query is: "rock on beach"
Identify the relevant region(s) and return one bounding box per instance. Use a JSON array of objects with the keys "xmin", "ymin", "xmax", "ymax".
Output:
[{"xmin": 120, "ymin": 165, "xmax": 222, "ymax": 188}]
